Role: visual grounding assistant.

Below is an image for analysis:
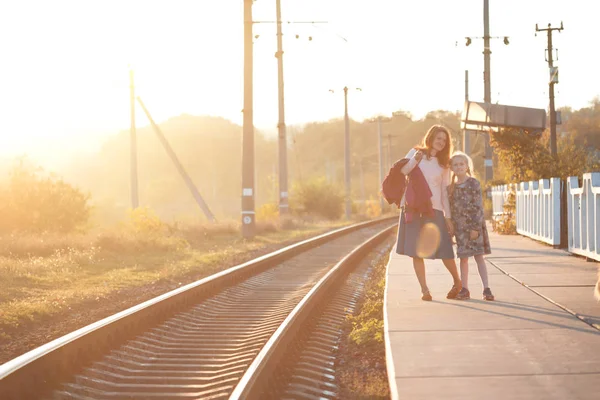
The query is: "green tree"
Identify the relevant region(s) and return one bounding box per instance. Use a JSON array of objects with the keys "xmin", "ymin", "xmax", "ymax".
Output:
[
  {"xmin": 291, "ymin": 177, "xmax": 344, "ymax": 220},
  {"xmin": 490, "ymin": 127, "xmax": 599, "ymax": 183},
  {"xmin": 0, "ymin": 159, "xmax": 91, "ymax": 233}
]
